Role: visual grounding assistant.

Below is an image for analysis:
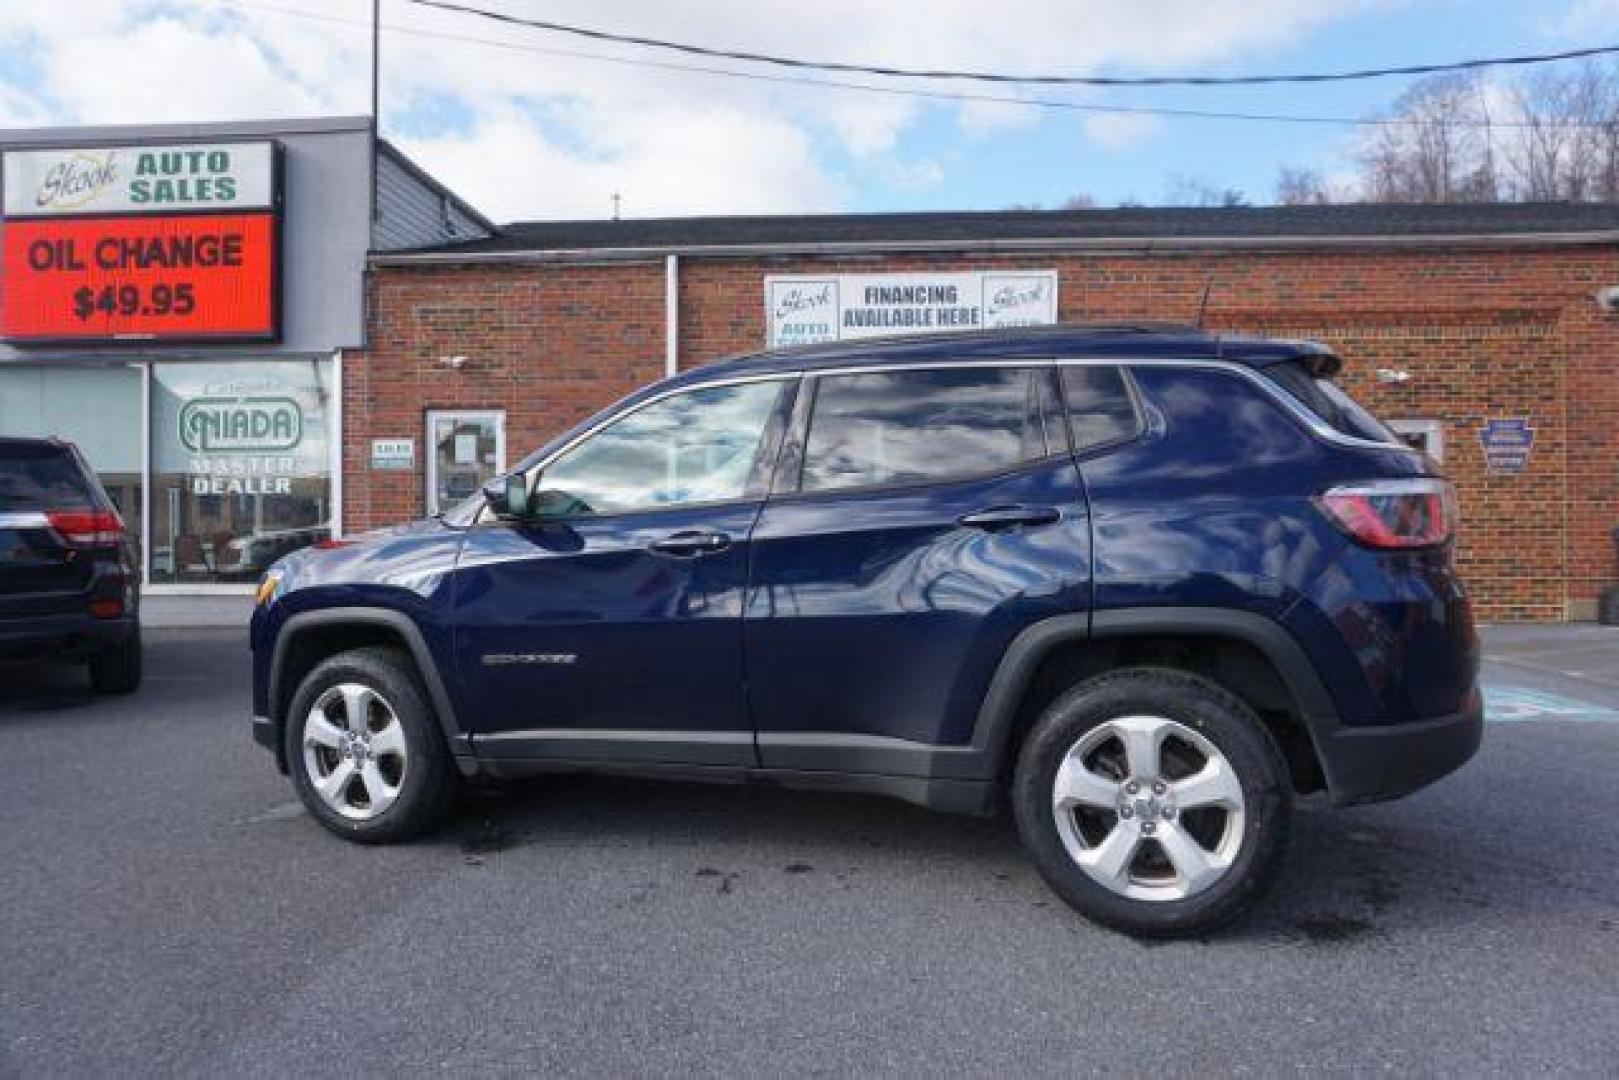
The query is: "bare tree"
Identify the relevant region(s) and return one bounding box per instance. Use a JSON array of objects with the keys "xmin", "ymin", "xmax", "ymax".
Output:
[
  {"xmin": 1275, "ymin": 166, "xmax": 1334, "ymax": 205},
  {"xmin": 1496, "ymin": 62, "xmax": 1619, "ymax": 201},
  {"xmin": 1275, "ymin": 62, "xmax": 1619, "ymax": 205},
  {"xmin": 1357, "ymin": 73, "xmax": 1498, "ymax": 202},
  {"xmin": 1165, "ymin": 174, "xmax": 1248, "ymax": 207},
  {"xmin": 1004, "ymin": 193, "xmax": 1097, "ymax": 212}
]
